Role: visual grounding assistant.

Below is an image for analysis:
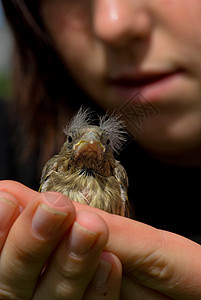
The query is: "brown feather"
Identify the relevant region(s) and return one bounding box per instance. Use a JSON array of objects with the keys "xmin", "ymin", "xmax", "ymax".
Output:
[{"xmin": 40, "ymin": 108, "xmax": 129, "ymax": 216}]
